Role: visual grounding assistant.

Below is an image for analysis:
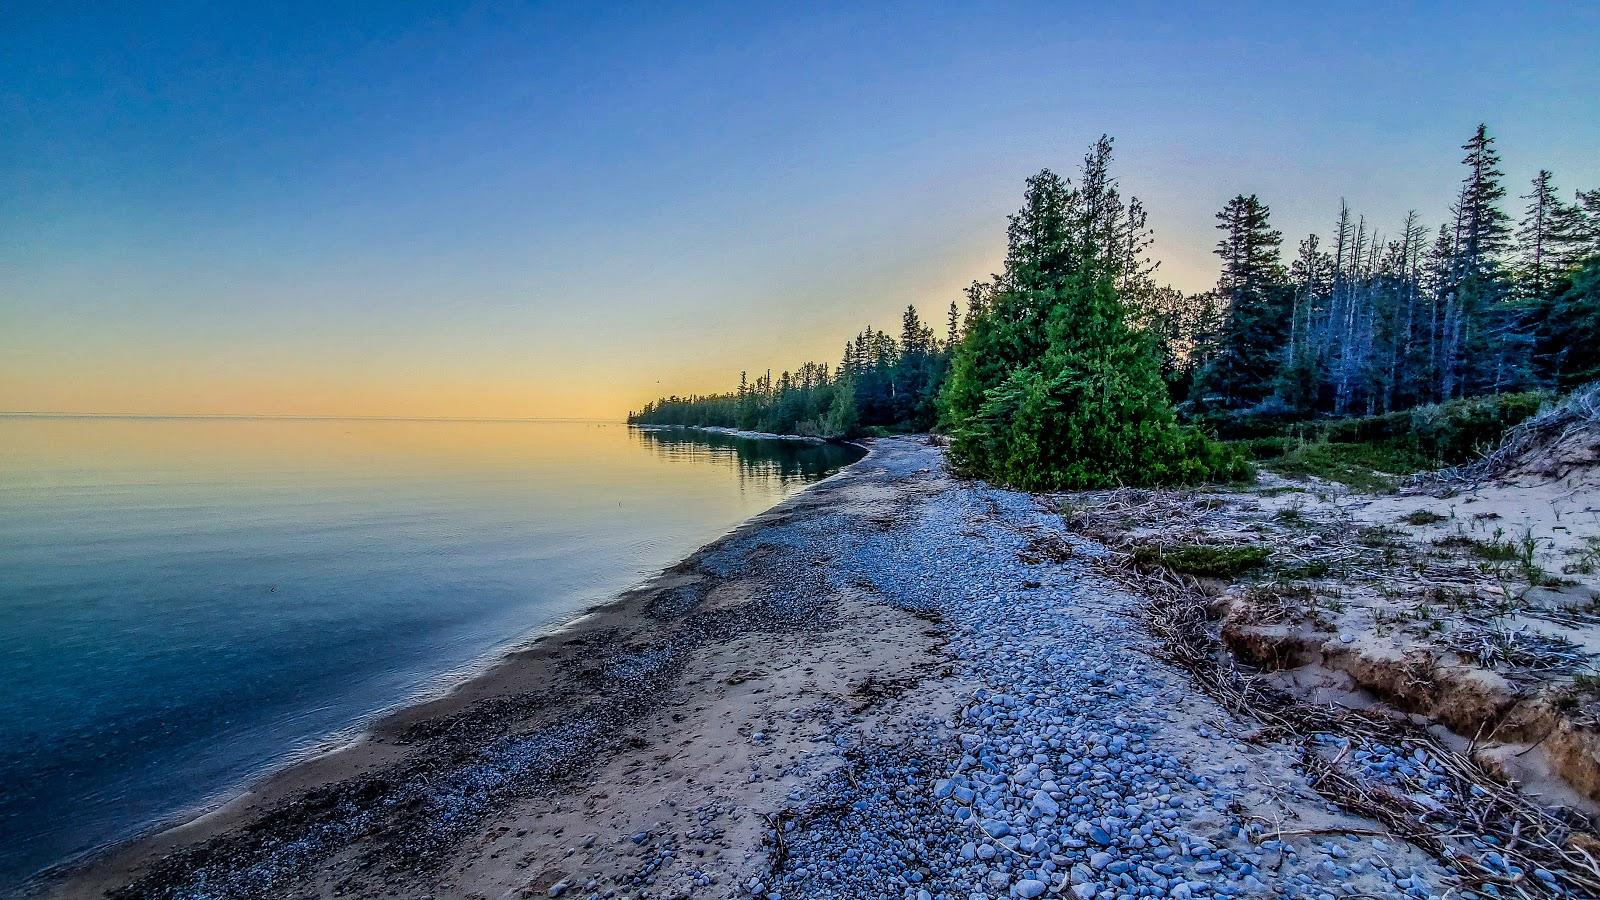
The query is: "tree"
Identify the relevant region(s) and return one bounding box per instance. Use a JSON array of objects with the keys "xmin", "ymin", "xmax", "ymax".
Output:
[
  {"xmin": 1281, "ymin": 232, "xmax": 1331, "ymax": 412},
  {"xmin": 1539, "ymin": 257, "xmax": 1600, "ymax": 389},
  {"xmin": 1516, "ymin": 170, "xmax": 1563, "ymax": 301},
  {"xmin": 1439, "ymin": 124, "xmax": 1514, "ymax": 398},
  {"xmin": 824, "ymin": 374, "xmax": 860, "ymax": 435},
  {"xmin": 1551, "ymin": 189, "xmax": 1600, "ymax": 274},
  {"xmin": 1192, "ymin": 195, "xmax": 1289, "ymax": 409},
  {"xmin": 940, "ymin": 138, "xmax": 1246, "ymax": 489},
  {"xmin": 640, "ymin": 123, "xmax": 1592, "ymax": 450}
]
